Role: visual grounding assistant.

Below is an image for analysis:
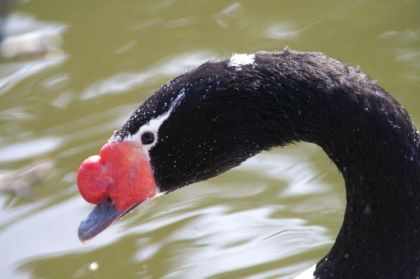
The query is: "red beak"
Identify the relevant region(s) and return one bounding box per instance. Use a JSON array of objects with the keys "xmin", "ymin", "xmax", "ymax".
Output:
[{"xmin": 77, "ymin": 141, "xmax": 156, "ymax": 241}]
